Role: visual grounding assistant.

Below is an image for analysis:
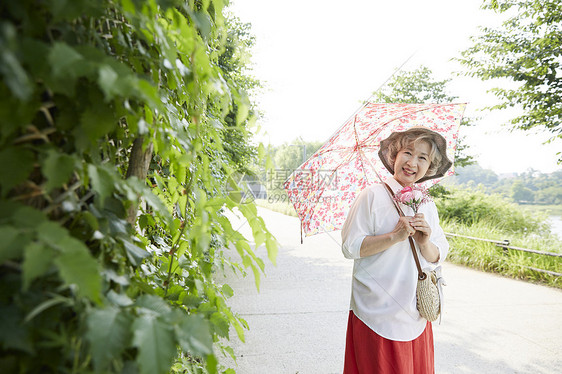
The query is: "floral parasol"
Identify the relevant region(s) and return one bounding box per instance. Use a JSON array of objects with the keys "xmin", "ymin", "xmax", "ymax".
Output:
[{"xmin": 283, "ymin": 102, "xmax": 467, "ymax": 237}]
